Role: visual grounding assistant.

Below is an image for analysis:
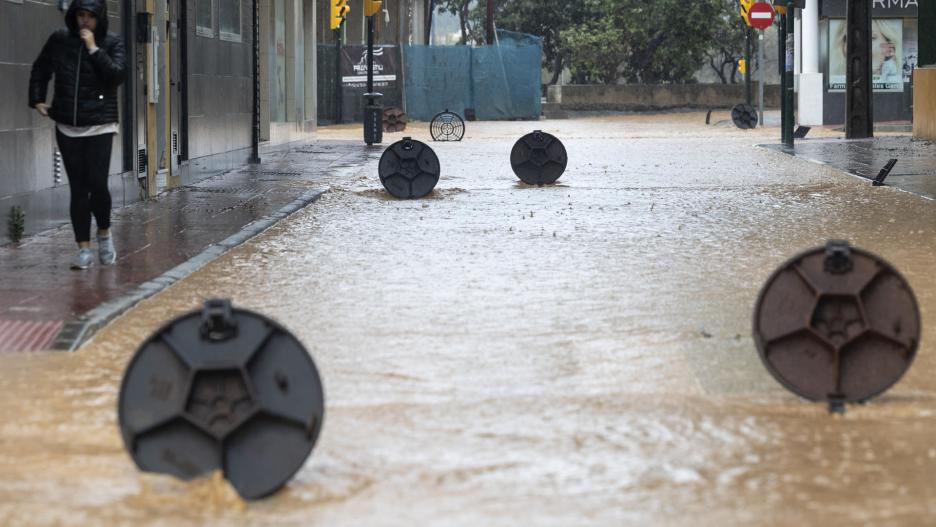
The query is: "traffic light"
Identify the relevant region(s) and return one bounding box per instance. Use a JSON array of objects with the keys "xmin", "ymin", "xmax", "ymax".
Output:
[
  {"xmin": 738, "ymin": 59, "xmax": 747, "ymax": 75},
  {"xmin": 739, "ymin": 0, "xmax": 754, "ymax": 25},
  {"xmin": 364, "ymin": 0, "xmax": 382, "ymax": 17},
  {"xmin": 330, "ymin": 0, "xmax": 349, "ymax": 30}
]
